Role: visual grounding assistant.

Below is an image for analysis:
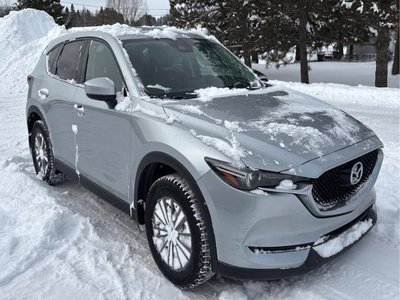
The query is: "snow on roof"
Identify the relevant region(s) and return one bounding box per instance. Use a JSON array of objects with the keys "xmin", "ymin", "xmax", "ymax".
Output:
[{"xmin": 69, "ymin": 24, "xmax": 213, "ymax": 41}]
